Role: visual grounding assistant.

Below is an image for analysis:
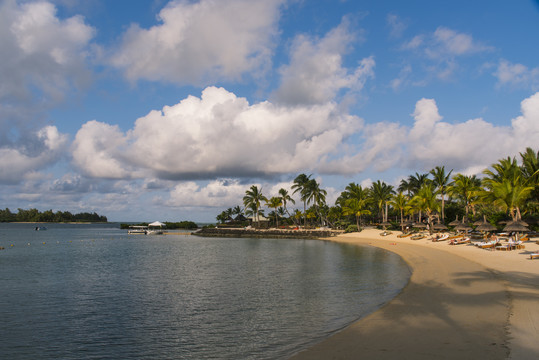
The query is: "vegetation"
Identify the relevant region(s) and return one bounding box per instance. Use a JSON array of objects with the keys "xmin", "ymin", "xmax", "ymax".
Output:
[
  {"xmin": 215, "ymin": 147, "xmax": 539, "ymax": 232},
  {"xmin": 0, "ymin": 208, "xmax": 107, "ymax": 223}
]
